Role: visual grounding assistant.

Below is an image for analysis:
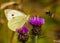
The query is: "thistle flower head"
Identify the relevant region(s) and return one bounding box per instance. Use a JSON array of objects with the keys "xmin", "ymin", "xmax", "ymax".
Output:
[
  {"xmin": 29, "ymin": 16, "xmax": 45, "ymax": 26},
  {"xmin": 17, "ymin": 26, "xmax": 29, "ymax": 34}
]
